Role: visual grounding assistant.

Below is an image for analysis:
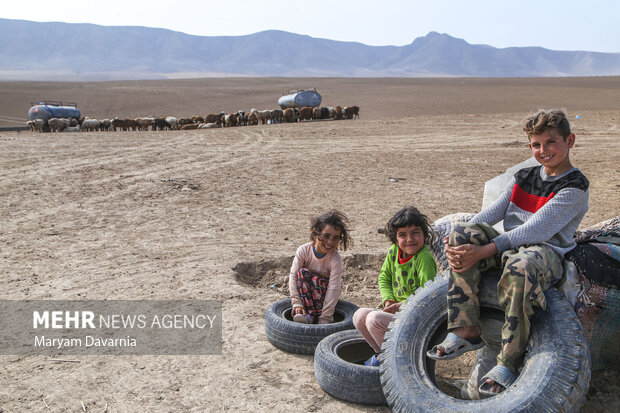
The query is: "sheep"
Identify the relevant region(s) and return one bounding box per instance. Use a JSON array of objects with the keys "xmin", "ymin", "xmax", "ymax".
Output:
[
  {"xmin": 344, "ymin": 106, "xmax": 360, "ymax": 119},
  {"xmin": 298, "ymin": 106, "xmax": 314, "ymax": 122},
  {"xmin": 270, "ymin": 109, "xmax": 284, "ymax": 124},
  {"xmin": 225, "ymin": 113, "xmax": 239, "ymax": 127},
  {"xmin": 153, "ymin": 118, "xmax": 170, "ymax": 131},
  {"xmin": 123, "ymin": 119, "xmax": 139, "ymax": 131},
  {"xmin": 247, "ymin": 112, "xmax": 259, "ymax": 126},
  {"xmin": 99, "ymin": 119, "xmax": 111, "ymax": 131},
  {"xmin": 334, "ymin": 106, "xmax": 344, "ymax": 120},
  {"xmin": 257, "ymin": 110, "xmax": 271, "ymax": 125},
  {"xmin": 48, "ymin": 117, "xmax": 68, "ymax": 132},
  {"xmin": 81, "ymin": 118, "xmax": 99, "ymax": 132},
  {"xmin": 312, "ymin": 107, "xmax": 322, "ymax": 120},
  {"xmin": 180, "ymin": 123, "xmax": 199, "ymax": 130},
  {"xmin": 26, "ymin": 120, "xmax": 35, "ymax": 131},
  {"xmin": 165, "ymin": 117, "xmax": 178, "ymax": 130},
  {"xmin": 282, "ymin": 108, "xmax": 296, "ymax": 123},
  {"xmin": 204, "ymin": 113, "xmax": 224, "ymax": 127},
  {"xmin": 33, "ymin": 119, "xmax": 45, "ymax": 132},
  {"xmin": 111, "ymin": 117, "xmax": 126, "ymax": 131},
  {"xmin": 237, "ymin": 110, "xmax": 247, "ymax": 126},
  {"xmin": 135, "ymin": 117, "xmax": 154, "ymax": 131},
  {"xmin": 326, "ymin": 107, "xmax": 336, "ymax": 120},
  {"xmin": 320, "ymin": 107, "xmax": 330, "ymax": 119},
  {"xmin": 197, "ymin": 123, "xmax": 219, "ymax": 129}
]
